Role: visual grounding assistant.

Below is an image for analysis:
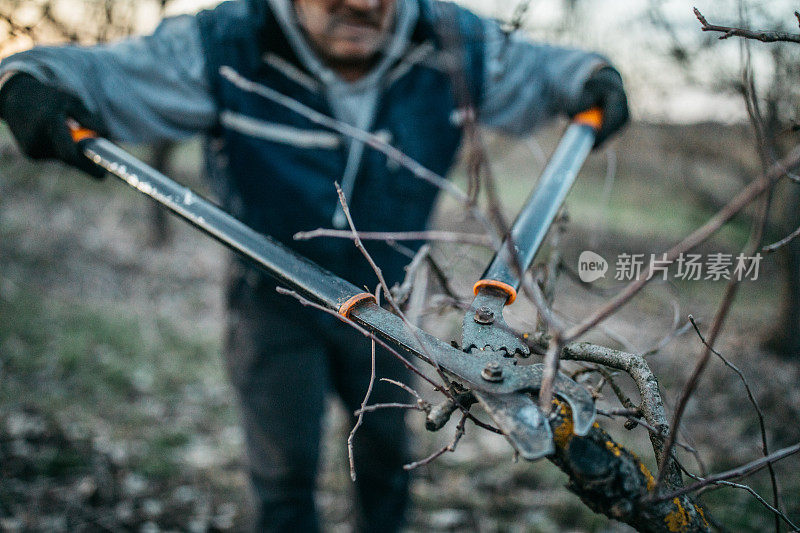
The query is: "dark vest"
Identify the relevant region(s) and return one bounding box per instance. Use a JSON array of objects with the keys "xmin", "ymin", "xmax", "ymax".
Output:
[{"xmin": 197, "ymin": 0, "xmax": 484, "ymax": 288}]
